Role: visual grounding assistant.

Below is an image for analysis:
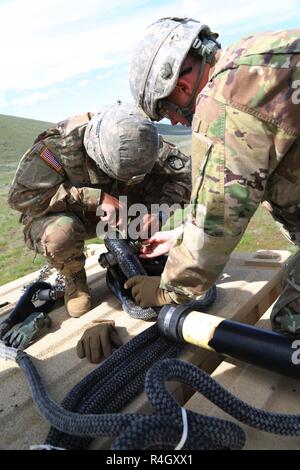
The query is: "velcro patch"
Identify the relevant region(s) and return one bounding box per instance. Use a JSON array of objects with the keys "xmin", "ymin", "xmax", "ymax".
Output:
[
  {"xmin": 167, "ymin": 155, "xmax": 184, "ymax": 170},
  {"xmin": 36, "ymin": 142, "xmax": 64, "ymax": 175}
]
